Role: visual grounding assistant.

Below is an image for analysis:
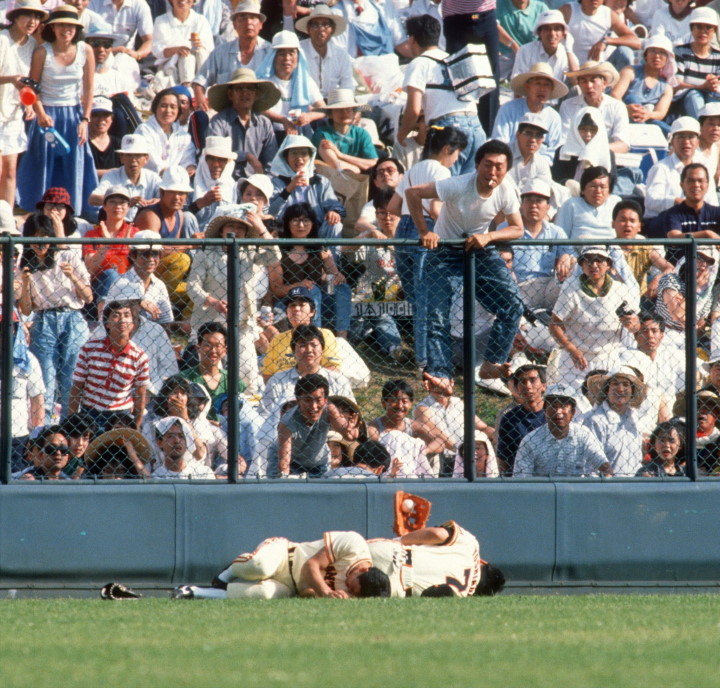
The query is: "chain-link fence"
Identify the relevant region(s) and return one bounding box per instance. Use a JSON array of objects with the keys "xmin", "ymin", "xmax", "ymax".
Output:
[{"xmin": 0, "ymin": 233, "xmax": 713, "ymax": 481}]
